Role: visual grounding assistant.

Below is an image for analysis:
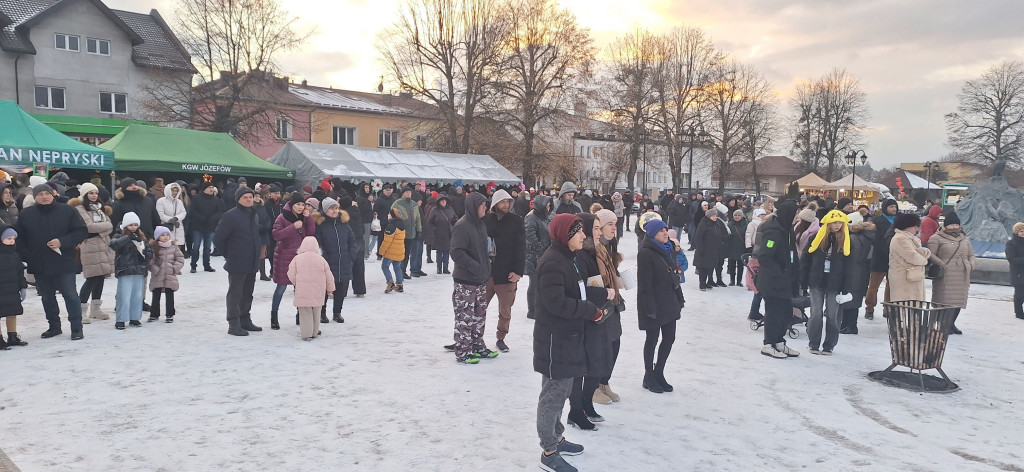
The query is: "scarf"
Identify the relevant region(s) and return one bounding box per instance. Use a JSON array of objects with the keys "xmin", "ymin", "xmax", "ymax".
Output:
[
  {"xmin": 884, "ymin": 213, "xmax": 895, "ymax": 225},
  {"xmin": 595, "ymin": 240, "xmax": 620, "ymax": 303},
  {"xmin": 158, "ymin": 239, "xmax": 173, "ymax": 248}
]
